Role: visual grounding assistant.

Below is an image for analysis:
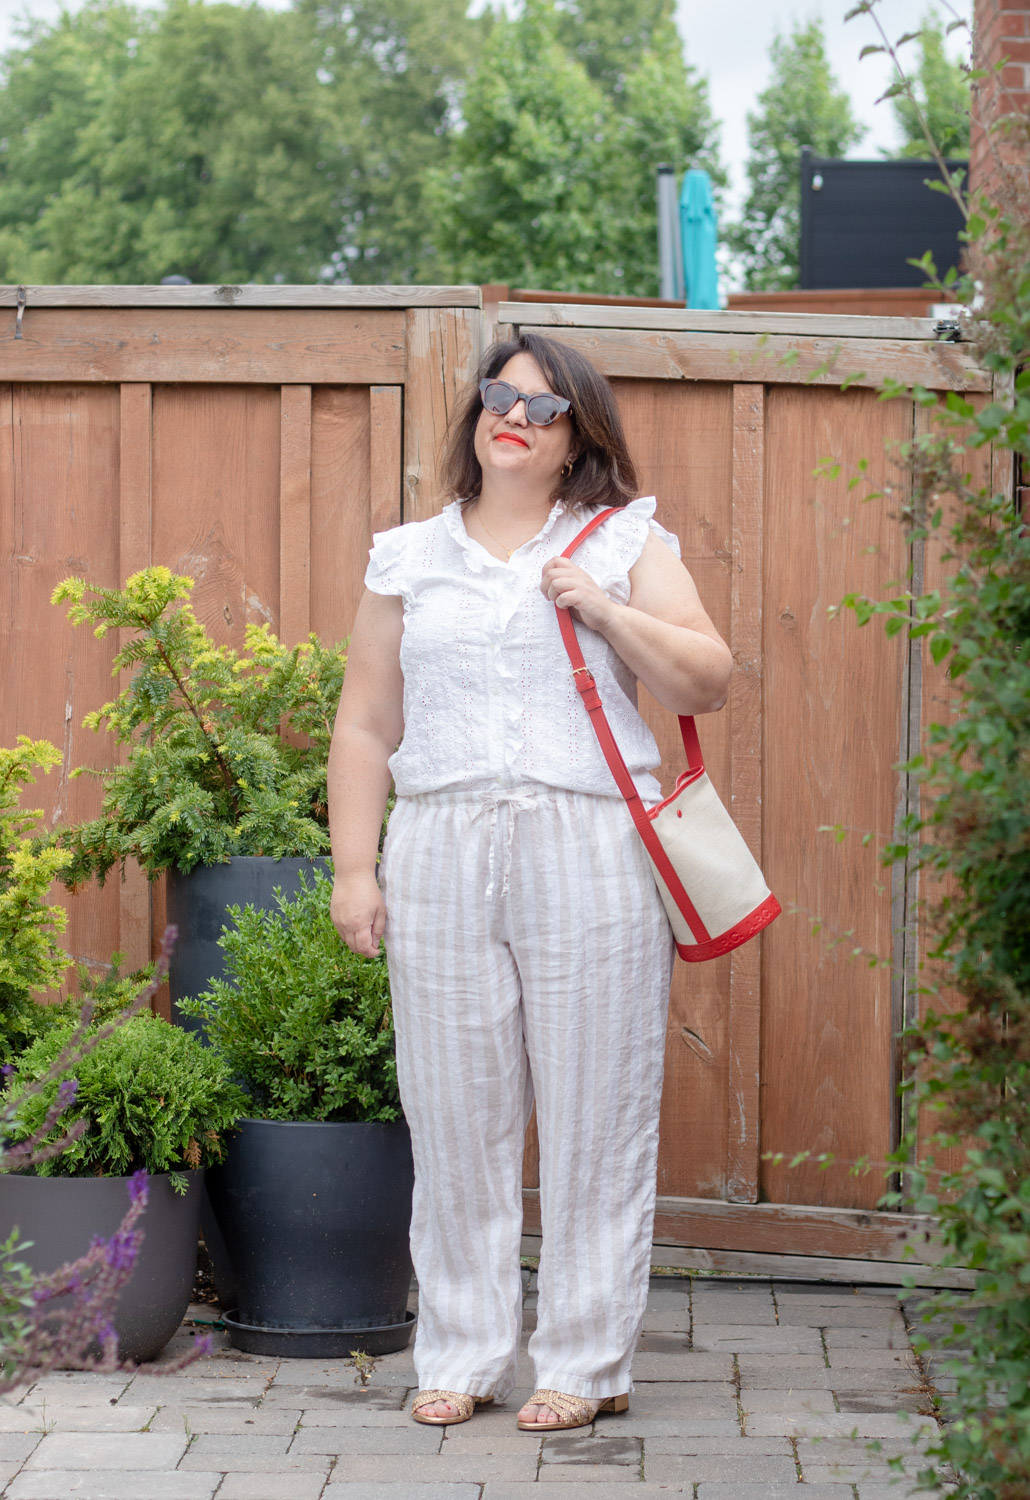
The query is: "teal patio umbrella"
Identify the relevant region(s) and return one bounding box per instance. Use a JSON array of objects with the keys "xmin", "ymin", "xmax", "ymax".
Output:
[{"xmin": 680, "ymin": 169, "xmax": 719, "ymax": 310}]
